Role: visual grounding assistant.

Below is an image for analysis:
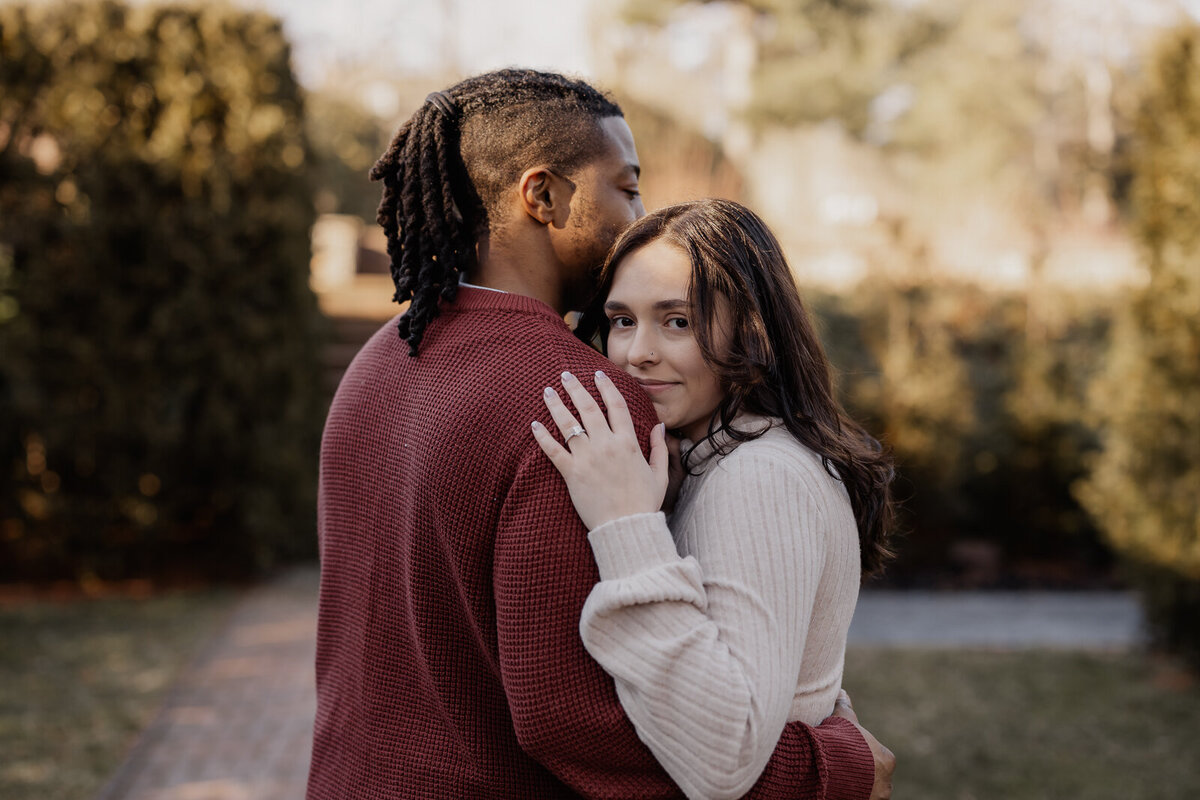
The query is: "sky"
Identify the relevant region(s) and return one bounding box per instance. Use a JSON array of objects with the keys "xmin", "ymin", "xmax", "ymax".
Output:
[
  {"xmin": 244, "ymin": 0, "xmax": 596, "ymax": 88},
  {"xmin": 243, "ymin": 0, "xmax": 1200, "ymax": 94}
]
